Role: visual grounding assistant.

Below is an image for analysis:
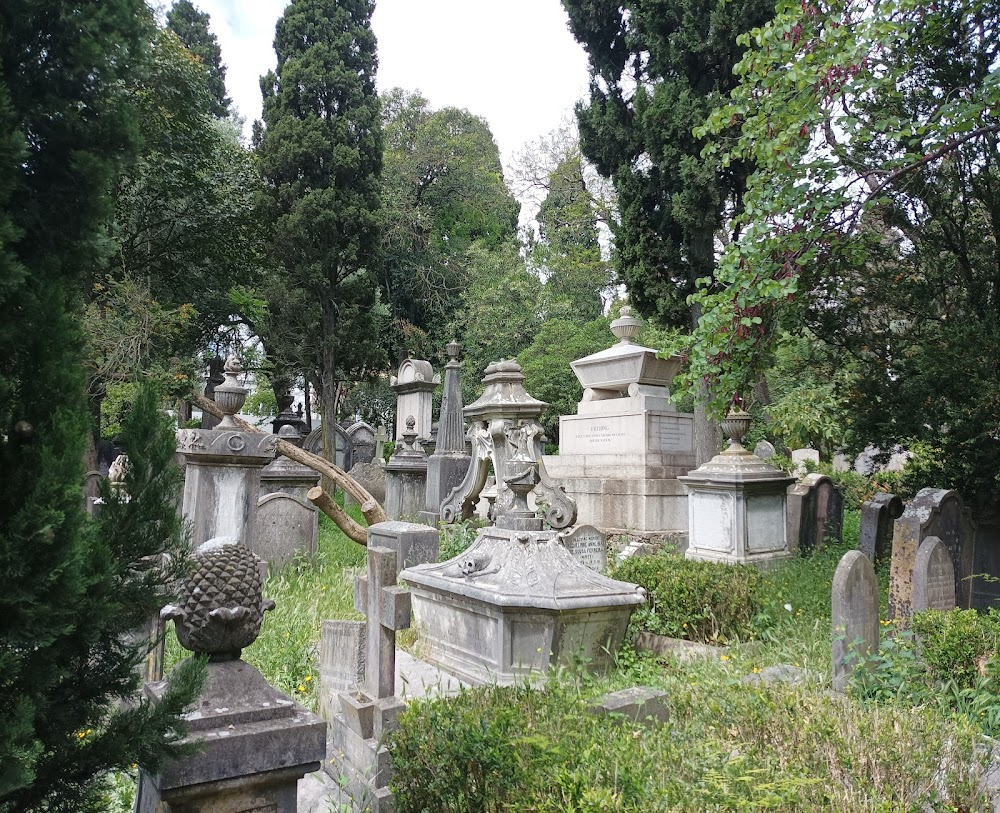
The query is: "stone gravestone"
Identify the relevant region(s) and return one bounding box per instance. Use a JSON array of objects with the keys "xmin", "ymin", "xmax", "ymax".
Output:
[
  {"xmin": 791, "ymin": 447, "xmax": 820, "ymax": 476},
  {"xmin": 390, "ymin": 356, "xmax": 438, "ymax": 445},
  {"xmin": 303, "ymin": 423, "xmax": 353, "ymax": 472},
  {"xmin": 753, "ymin": 440, "xmax": 776, "ymax": 460},
  {"xmin": 560, "ymin": 524, "xmax": 608, "ymax": 573},
  {"xmin": 83, "ymin": 470, "xmax": 103, "ymax": 515},
  {"xmin": 831, "ymin": 549, "xmax": 879, "ymax": 692},
  {"xmin": 858, "ymin": 492, "xmax": 903, "ymax": 566},
  {"xmin": 318, "ymin": 619, "xmax": 366, "ymax": 722},
  {"xmin": 254, "ymin": 425, "xmax": 320, "ymax": 570},
  {"xmin": 384, "ymin": 416, "xmax": 427, "ymax": 521},
  {"xmin": 368, "ymin": 520, "xmax": 439, "ymax": 574},
  {"xmin": 344, "ymin": 460, "xmax": 387, "ymax": 508},
  {"xmin": 326, "ymin": 545, "xmax": 411, "ymax": 813},
  {"xmin": 347, "ymin": 420, "xmax": 376, "ymax": 465},
  {"xmin": 374, "ymin": 424, "xmax": 389, "ymax": 467},
  {"xmin": 888, "ymin": 487, "xmax": 975, "ymax": 621},
  {"xmin": 787, "ymin": 473, "xmax": 844, "ymax": 553},
  {"xmin": 912, "ymin": 535, "xmax": 957, "ymax": 613}
]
